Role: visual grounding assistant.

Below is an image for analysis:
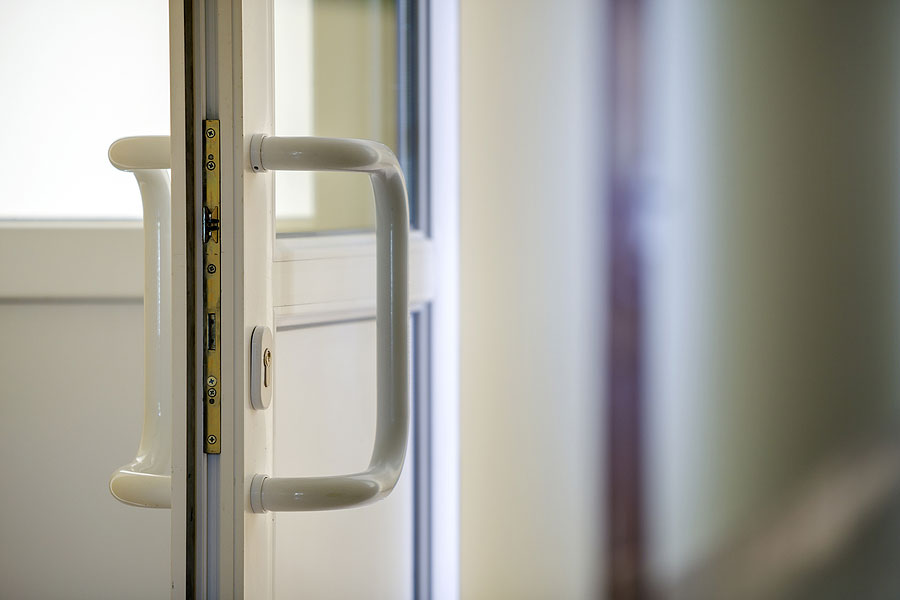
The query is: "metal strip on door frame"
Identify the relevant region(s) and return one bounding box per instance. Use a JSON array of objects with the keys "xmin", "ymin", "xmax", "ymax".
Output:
[{"xmin": 175, "ymin": 0, "xmax": 227, "ymax": 596}]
